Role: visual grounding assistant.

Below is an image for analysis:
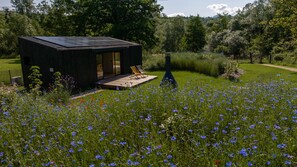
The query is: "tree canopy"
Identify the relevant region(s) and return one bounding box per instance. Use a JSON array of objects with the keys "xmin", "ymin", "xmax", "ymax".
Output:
[{"xmin": 1, "ymin": 0, "xmax": 297, "ymax": 61}]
